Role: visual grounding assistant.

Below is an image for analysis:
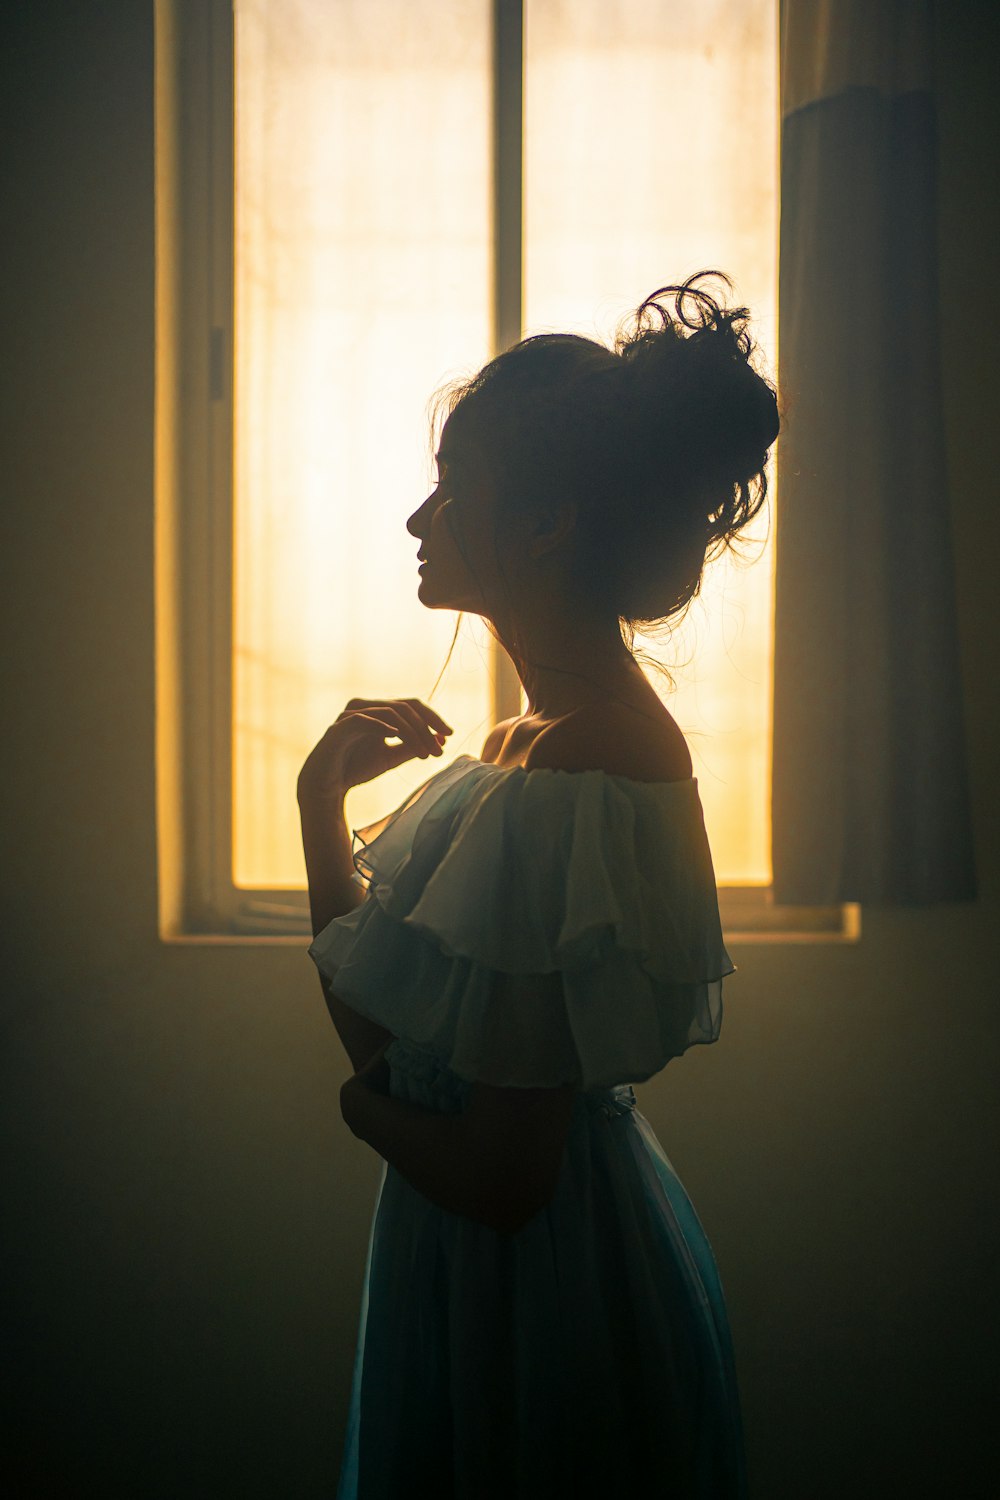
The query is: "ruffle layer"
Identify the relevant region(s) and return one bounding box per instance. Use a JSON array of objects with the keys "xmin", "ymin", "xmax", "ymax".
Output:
[{"xmin": 308, "ymin": 756, "xmax": 735, "ymax": 1090}]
